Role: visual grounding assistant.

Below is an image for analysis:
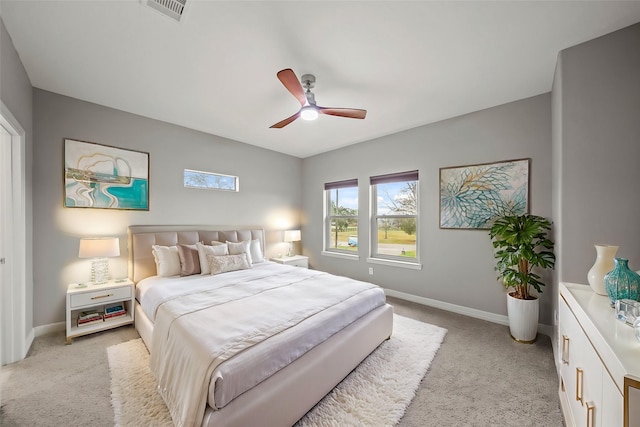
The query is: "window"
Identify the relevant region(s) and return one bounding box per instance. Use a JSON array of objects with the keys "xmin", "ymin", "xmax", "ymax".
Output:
[
  {"xmin": 184, "ymin": 169, "xmax": 239, "ymax": 192},
  {"xmin": 324, "ymin": 179, "xmax": 358, "ymax": 254},
  {"xmin": 370, "ymin": 170, "xmax": 419, "ymax": 263}
]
